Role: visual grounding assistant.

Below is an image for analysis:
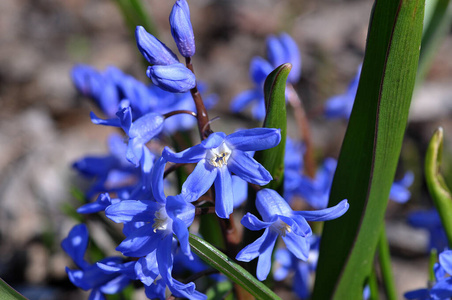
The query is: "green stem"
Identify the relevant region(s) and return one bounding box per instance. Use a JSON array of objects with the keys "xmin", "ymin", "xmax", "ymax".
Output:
[
  {"xmin": 377, "ymin": 226, "xmax": 397, "ymax": 300},
  {"xmin": 368, "ymin": 264, "xmax": 379, "ymax": 300},
  {"xmin": 429, "ymin": 248, "xmax": 438, "ymax": 282}
]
